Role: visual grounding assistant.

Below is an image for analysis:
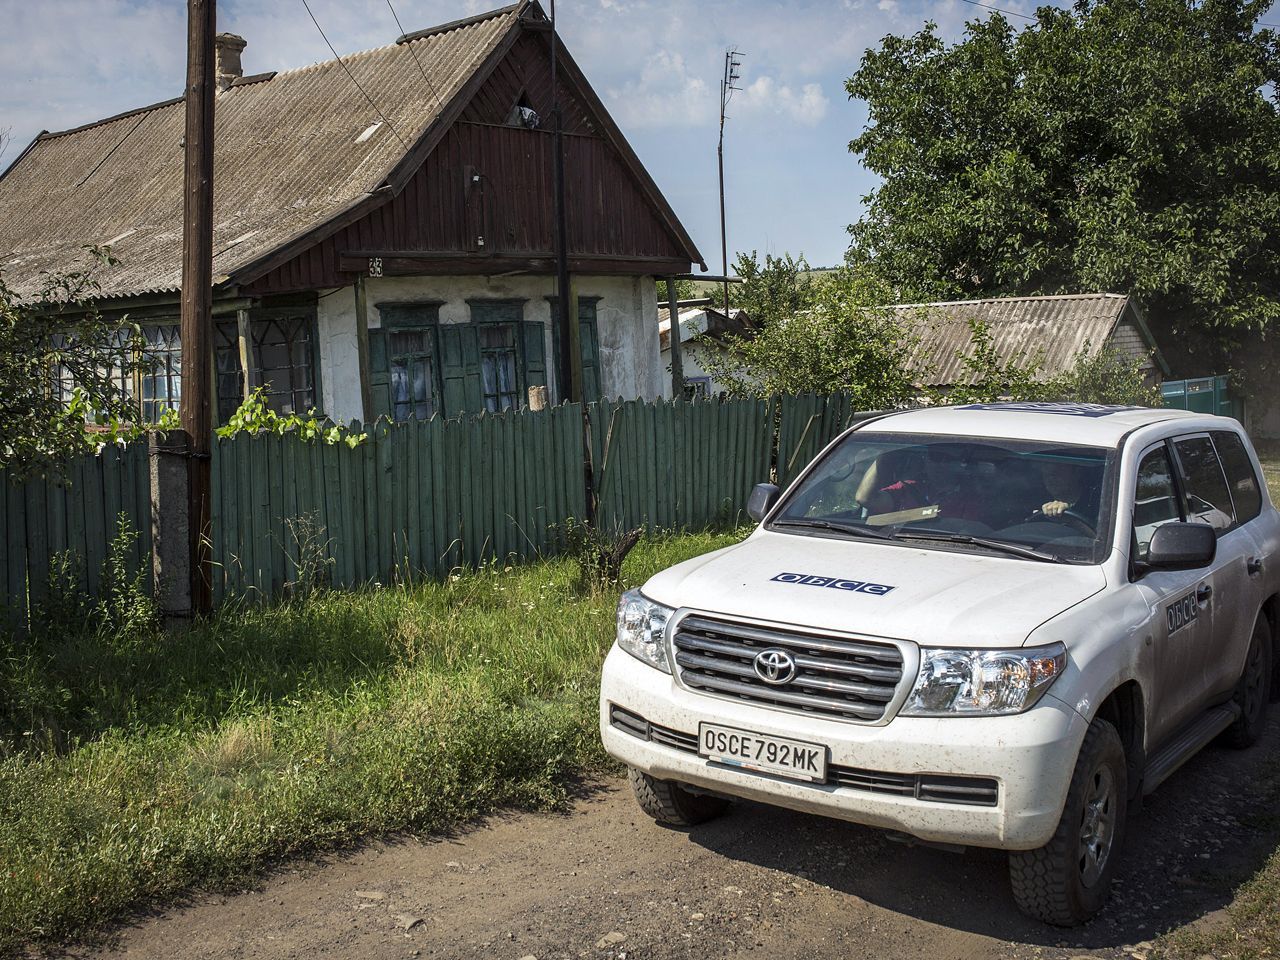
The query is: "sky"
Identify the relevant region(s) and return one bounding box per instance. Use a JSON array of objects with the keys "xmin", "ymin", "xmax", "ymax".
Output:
[{"xmin": 0, "ymin": 0, "xmax": 1039, "ymax": 271}]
